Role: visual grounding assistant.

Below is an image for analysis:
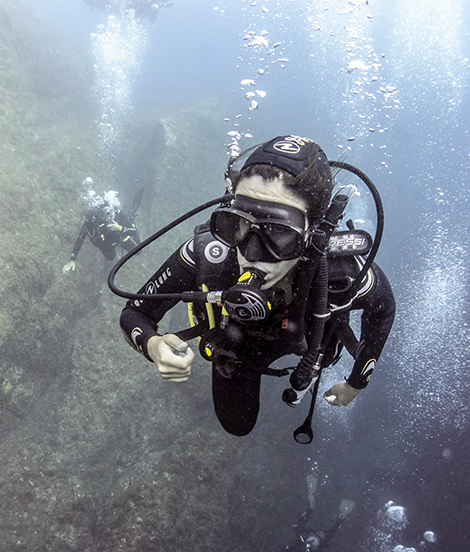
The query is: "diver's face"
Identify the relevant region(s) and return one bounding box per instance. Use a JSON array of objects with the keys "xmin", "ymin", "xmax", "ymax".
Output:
[{"xmin": 235, "ymin": 175, "xmax": 308, "ymax": 288}]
